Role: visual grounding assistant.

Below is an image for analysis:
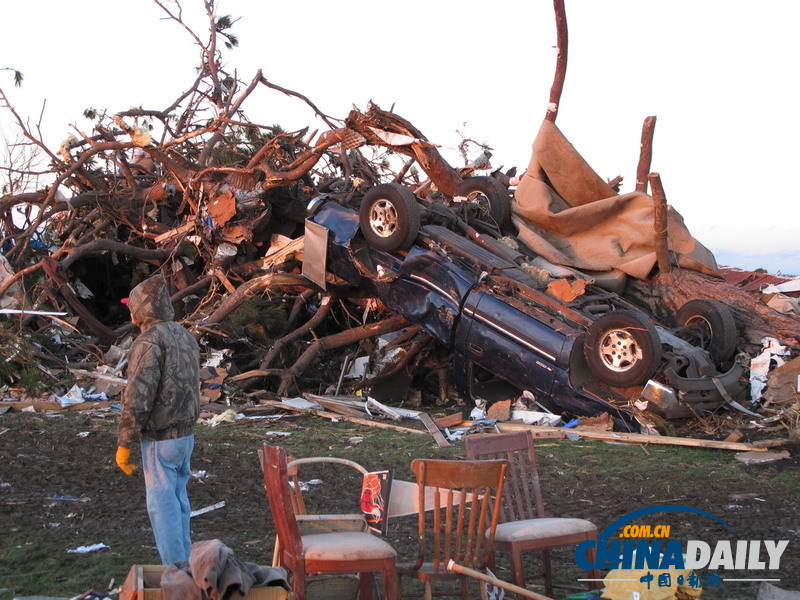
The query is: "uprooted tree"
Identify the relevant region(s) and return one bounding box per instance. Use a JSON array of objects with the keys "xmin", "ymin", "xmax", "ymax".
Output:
[
  {"xmin": 0, "ymin": 0, "xmax": 797, "ymax": 407},
  {"xmin": 0, "ymin": 1, "xmax": 488, "ymax": 400}
]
